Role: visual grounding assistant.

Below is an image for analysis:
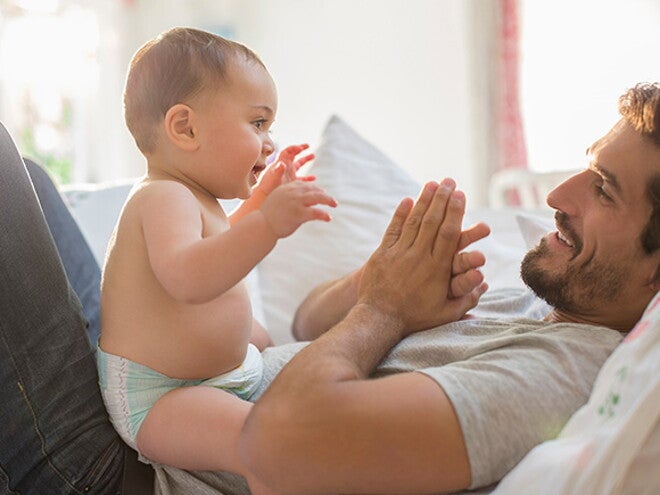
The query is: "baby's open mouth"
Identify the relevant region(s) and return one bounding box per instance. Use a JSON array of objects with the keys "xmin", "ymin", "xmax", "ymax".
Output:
[{"xmin": 252, "ymin": 164, "xmax": 266, "ymax": 176}]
